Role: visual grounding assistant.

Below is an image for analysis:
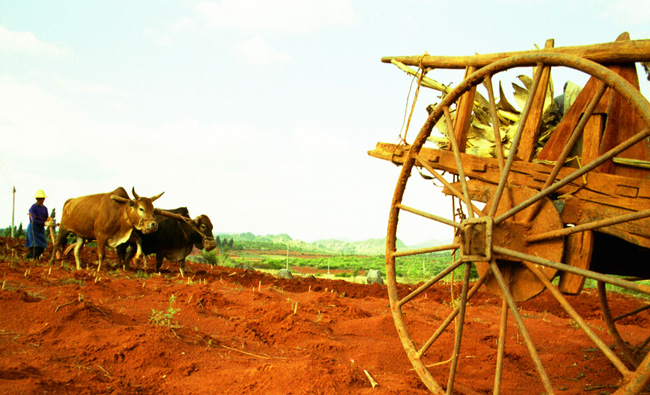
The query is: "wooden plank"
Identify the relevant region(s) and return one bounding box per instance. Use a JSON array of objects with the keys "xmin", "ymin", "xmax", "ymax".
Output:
[
  {"xmin": 369, "ymin": 142, "xmax": 650, "ymax": 212},
  {"xmin": 381, "ymin": 37, "xmax": 650, "ymax": 69},
  {"xmin": 560, "ymin": 197, "xmax": 650, "ymax": 248},
  {"xmin": 558, "ymin": 231, "xmax": 594, "ymax": 295},
  {"xmin": 597, "ymin": 64, "xmax": 650, "ymax": 178},
  {"xmin": 453, "ymin": 66, "xmax": 477, "ymax": 152},
  {"xmin": 582, "ymin": 115, "xmax": 606, "ymax": 165},
  {"xmin": 517, "ymin": 39, "xmax": 554, "ymax": 161},
  {"xmin": 537, "ymin": 75, "xmax": 605, "ymax": 162},
  {"xmin": 539, "ymin": 32, "xmax": 650, "ymax": 178}
]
